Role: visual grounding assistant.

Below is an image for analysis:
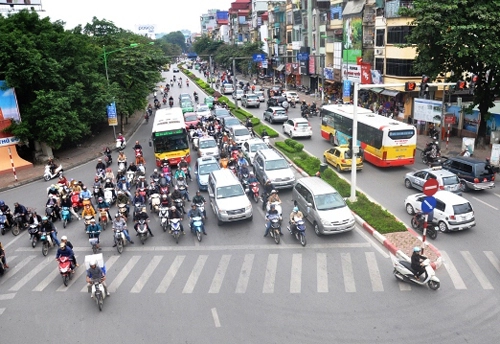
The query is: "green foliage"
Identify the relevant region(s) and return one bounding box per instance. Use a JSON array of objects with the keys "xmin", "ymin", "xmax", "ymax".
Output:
[
  {"xmin": 160, "ymin": 31, "xmax": 186, "ymax": 52},
  {"xmin": 282, "ymin": 139, "xmax": 304, "ymax": 152},
  {"xmin": 254, "ymin": 124, "xmax": 278, "ymax": 138},
  {"xmin": 275, "ymin": 141, "xmax": 296, "ymax": 153},
  {"xmin": 250, "ymin": 117, "xmax": 260, "ymax": 126}
]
